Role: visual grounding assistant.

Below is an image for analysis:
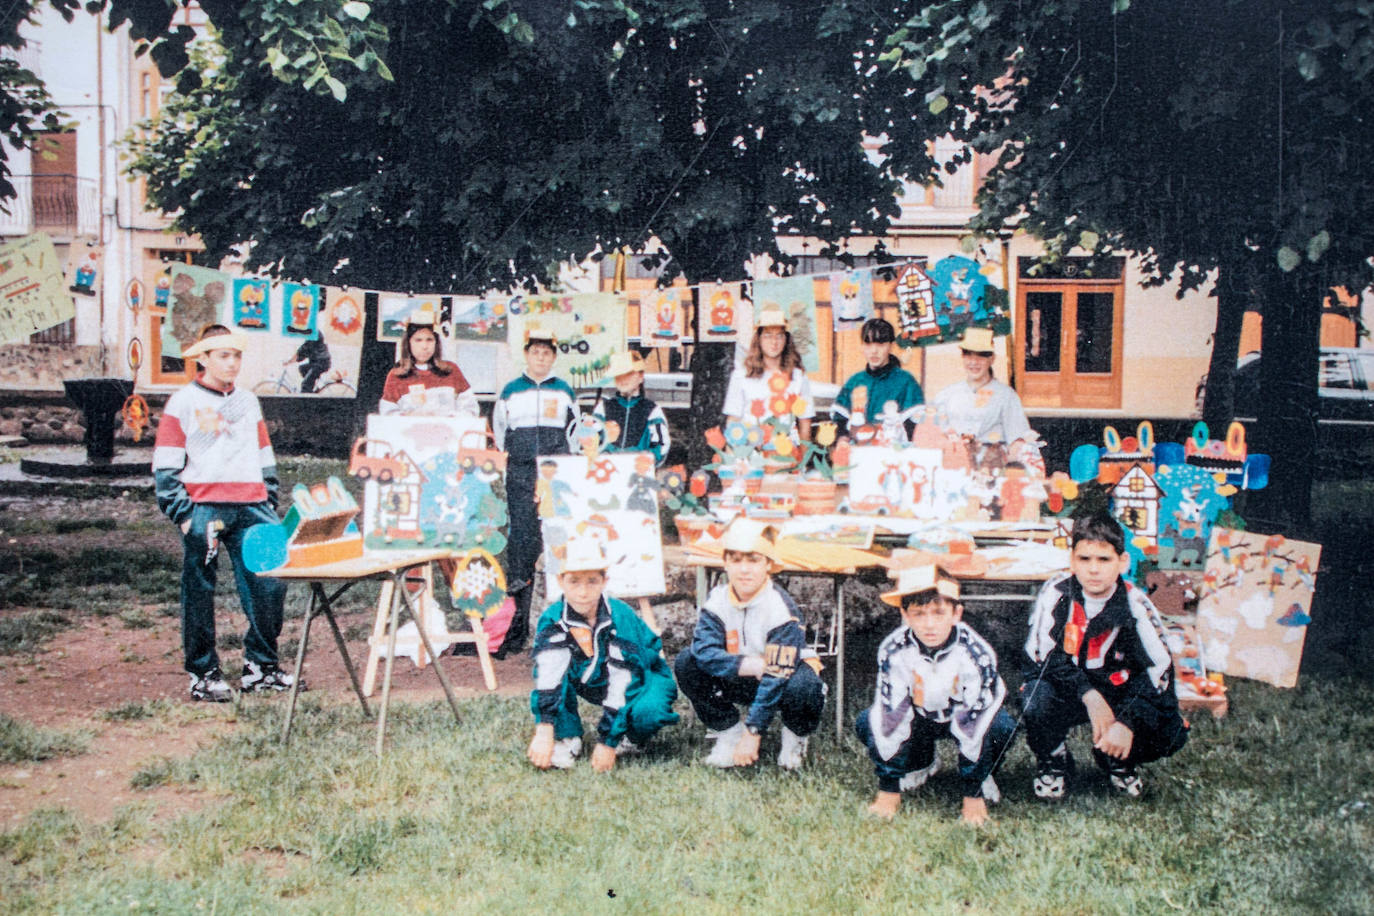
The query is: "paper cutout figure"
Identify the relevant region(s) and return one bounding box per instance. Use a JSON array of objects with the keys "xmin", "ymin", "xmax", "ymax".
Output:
[
  {"xmin": 125, "ymin": 279, "xmax": 143, "ymax": 315},
  {"xmin": 126, "ymin": 337, "xmax": 143, "ymax": 372},
  {"xmin": 121, "ymin": 394, "xmax": 149, "ymax": 442},
  {"xmin": 281, "ymin": 282, "xmax": 321, "ymax": 337},
  {"xmin": 232, "ymin": 278, "xmax": 271, "ymax": 330},
  {"xmin": 701, "ymin": 282, "xmax": 745, "ymax": 341},
  {"xmin": 894, "ymin": 260, "xmax": 938, "ymax": 341},
  {"xmin": 66, "ymin": 241, "xmax": 103, "ymax": 297},
  {"xmin": 829, "ymin": 269, "xmax": 874, "ymax": 330},
  {"xmin": 640, "ymin": 288, "xmax": 683, "ymax": 347}
]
